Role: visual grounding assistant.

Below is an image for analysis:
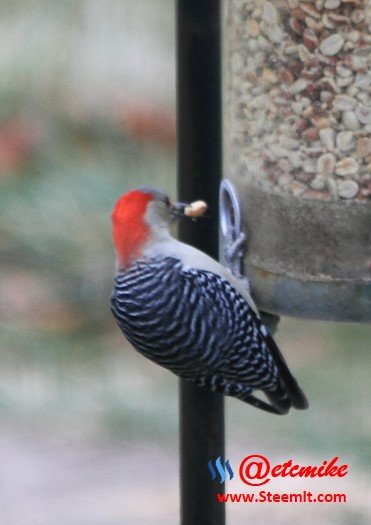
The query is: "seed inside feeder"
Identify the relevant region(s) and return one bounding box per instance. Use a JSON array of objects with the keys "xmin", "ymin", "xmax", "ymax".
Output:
[{"xmin": 224, "ymin": 0, "xmax": 371, "ymax": 201}]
